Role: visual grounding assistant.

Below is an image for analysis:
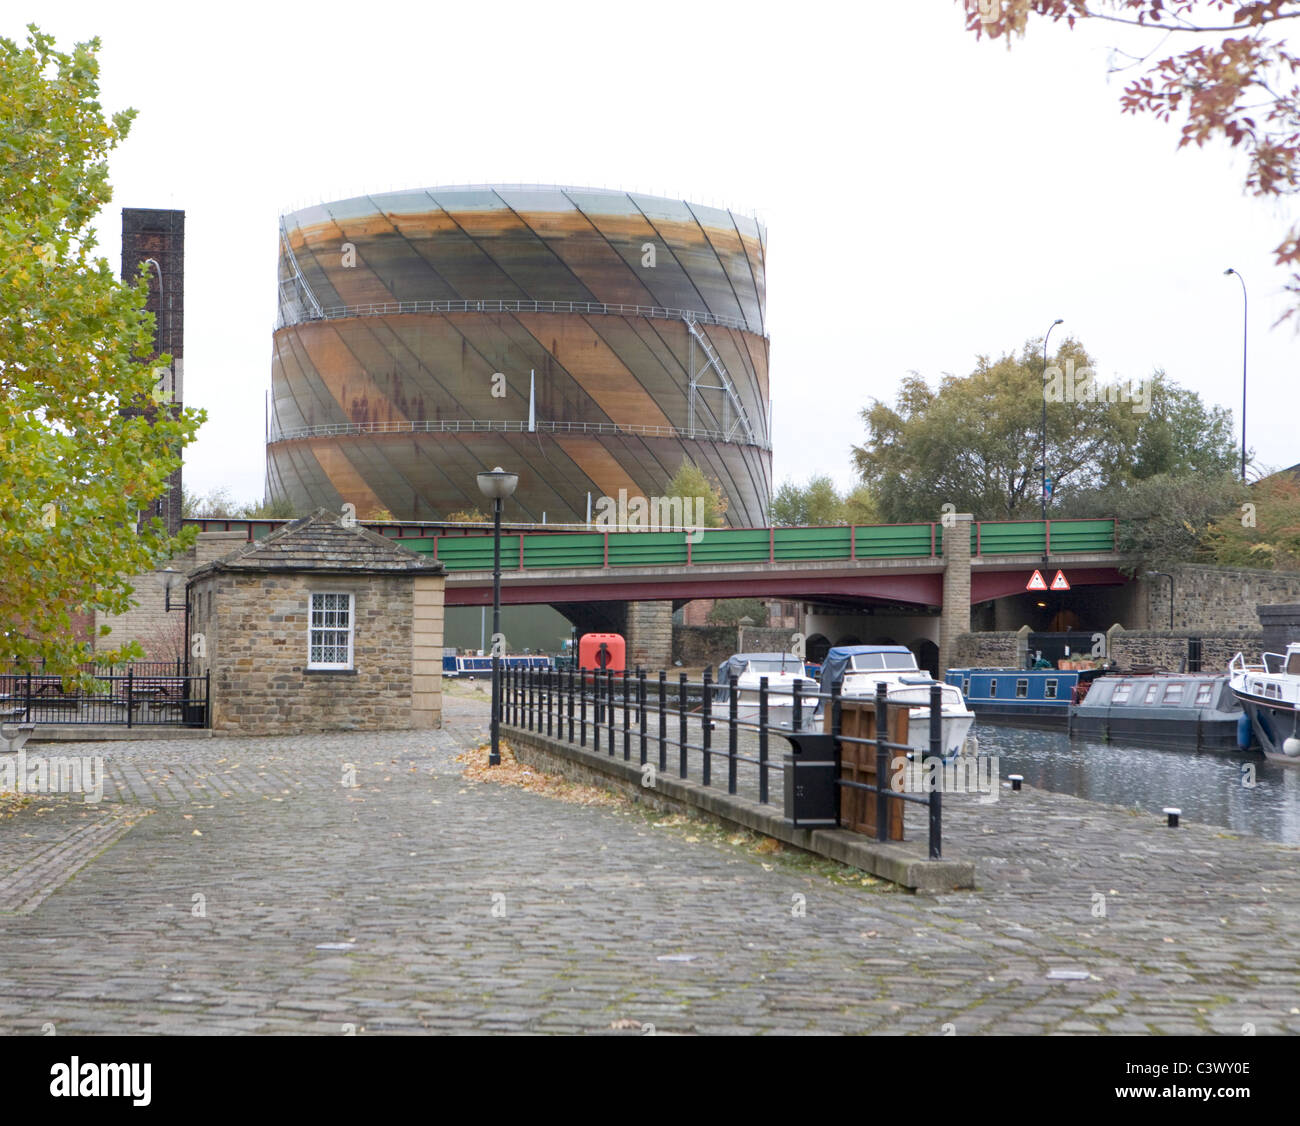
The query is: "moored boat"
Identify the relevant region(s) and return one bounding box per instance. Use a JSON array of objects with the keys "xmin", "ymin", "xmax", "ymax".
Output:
[
  {"xmin": 946, "ymin": 666, "xmax": 1107, "ymax": 728},
  {"xmin": 1070, "ymin": 671, "xmax": 1250, "ymax": 751},
  {"xmin": 820, "ymin": 645, "xmax": 976, "ymax": 757},
  {"xmin": 1229, "ymin": 645, "xmax": 1300, "ymax": 764},
  {"xmin": 714, "ymin": 652, "xmax": 819, "ymax": 729}
]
